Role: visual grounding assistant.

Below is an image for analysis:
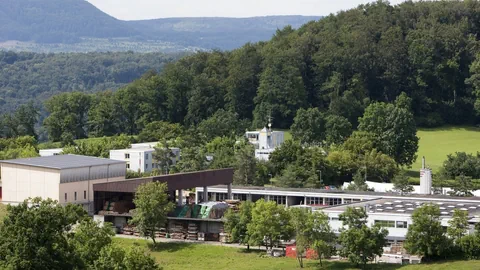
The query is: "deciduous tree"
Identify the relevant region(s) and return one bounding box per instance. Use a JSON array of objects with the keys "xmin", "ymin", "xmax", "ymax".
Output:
[
  {"xmin": 405, "ymin": 204, "xmax": 451, "ymax": 260},
  {"xmin": 130, "ymin": 182, "xmax": 175, "ymax": 246}
]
